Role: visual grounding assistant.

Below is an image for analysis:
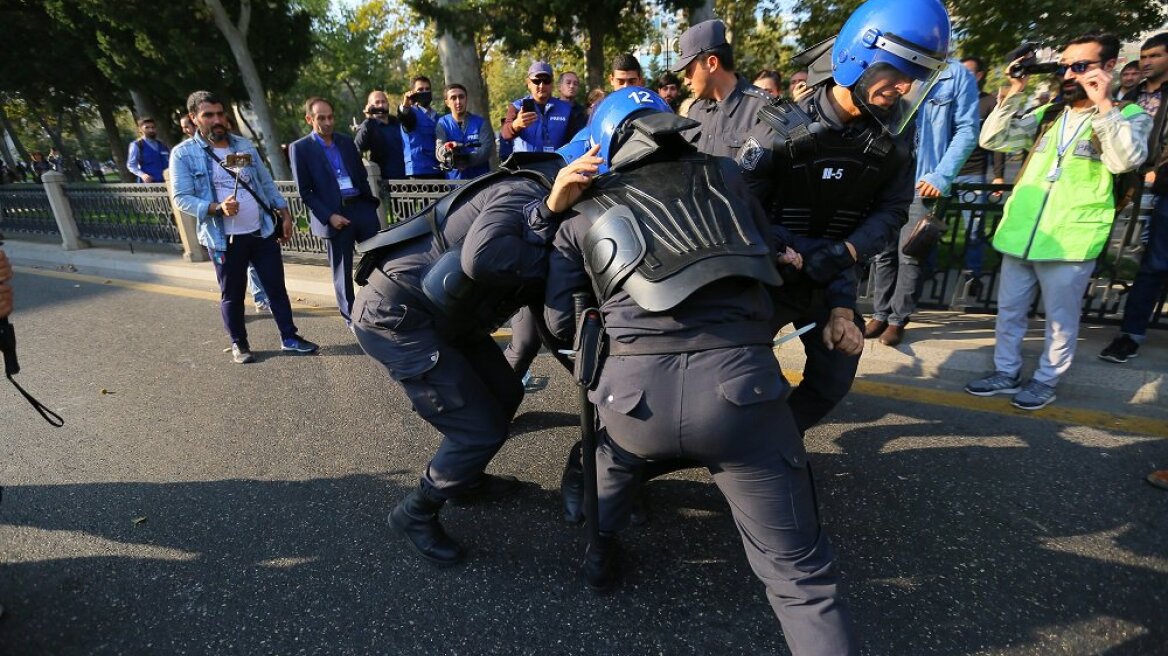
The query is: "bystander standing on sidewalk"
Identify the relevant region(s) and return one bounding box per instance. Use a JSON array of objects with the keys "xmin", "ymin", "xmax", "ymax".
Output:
[
  {"xmin": 1099, "ymin": 32, "xmax": 1168, "ymax": 365},
  {"xmin": 170, "ymin": 90, "xmax": 318, "ymax": 363},
  {"xmin": 867, "ymin": 58, "xmax": 979, "ymax": 346},
  {"xmin": 966, "ymin": 34, "xmax": 1151, "ymax": 410}
]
